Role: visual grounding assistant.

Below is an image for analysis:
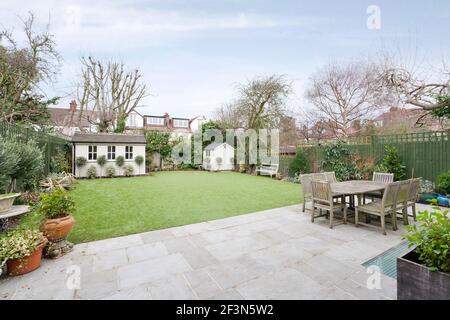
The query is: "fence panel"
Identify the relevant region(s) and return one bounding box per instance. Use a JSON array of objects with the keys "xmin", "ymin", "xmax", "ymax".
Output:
[
  {"xmin": 0, "ymin": 121, "xmax": 70, "ymax": 175},
  {"xmin": 291, "ymin": 131, "xmax": 450, "ymax": 183}
]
